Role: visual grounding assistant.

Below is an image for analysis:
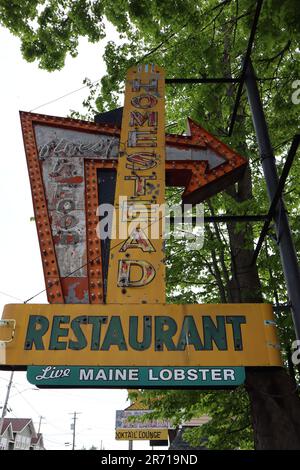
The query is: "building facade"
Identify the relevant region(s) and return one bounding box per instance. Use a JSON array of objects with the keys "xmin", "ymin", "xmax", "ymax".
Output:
[{"xmin": 0, "ymin": 418, "xmax": 45, "ymax": 450}]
